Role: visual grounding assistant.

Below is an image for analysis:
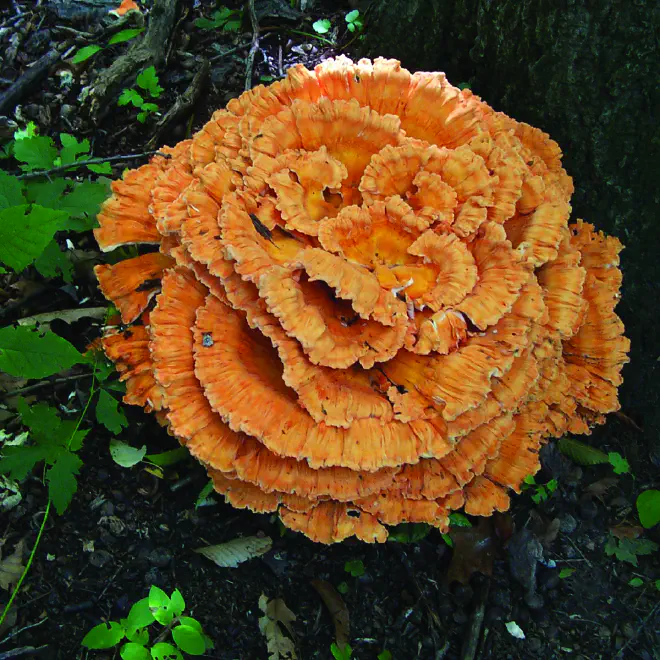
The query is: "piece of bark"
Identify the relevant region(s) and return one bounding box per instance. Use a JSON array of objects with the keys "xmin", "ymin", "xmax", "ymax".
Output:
[
  {"xmin": 146, "ymin": 59, "xmax": 210, "ymax": 149},
  {"xmin": 85, "ymin": 0, "xmax": 180, "ymax": 121}
]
